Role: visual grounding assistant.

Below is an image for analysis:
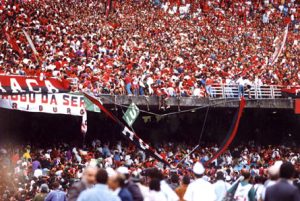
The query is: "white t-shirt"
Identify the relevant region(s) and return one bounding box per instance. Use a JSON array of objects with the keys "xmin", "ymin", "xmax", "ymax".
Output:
[
  {"xmin": 213, "ymin": 180, "xmax": 231, "ymax": 201},
  {"xmin": 160, "ymin": 180, "xmax": 179, "ymax": 201},
  {"xmin": 184, "ymin": 178, "xmax": 216, "ymax": 201},
  {"xmin": 145, "ymin": 190, "xmax": 168, "ymax": 201}
]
